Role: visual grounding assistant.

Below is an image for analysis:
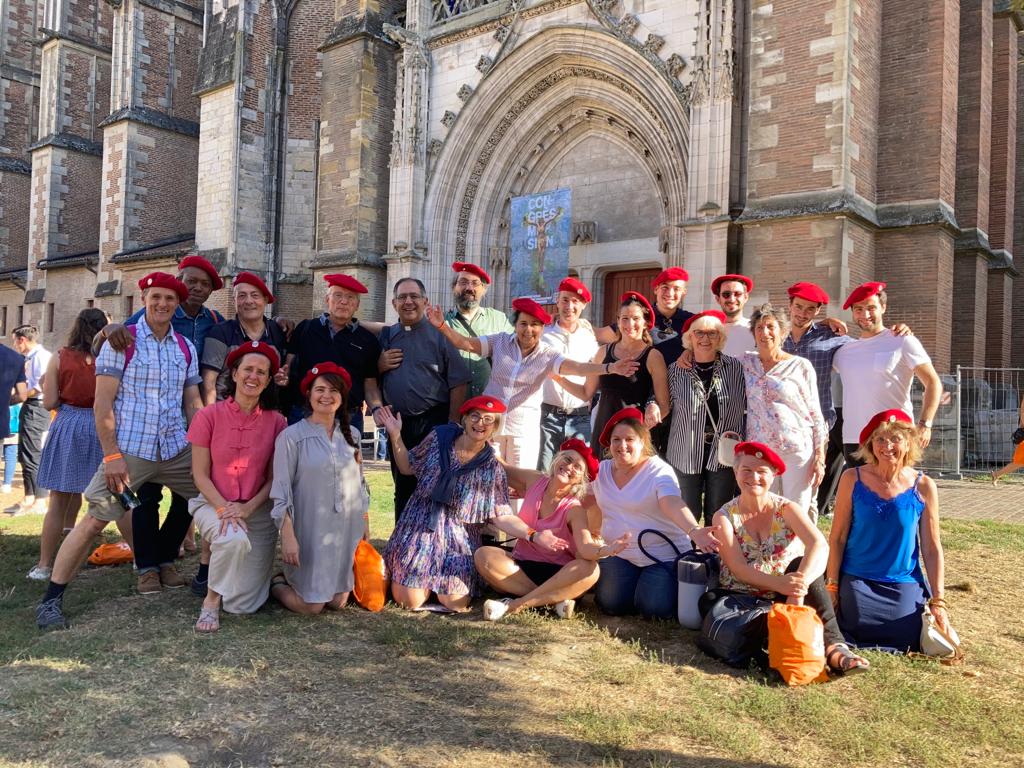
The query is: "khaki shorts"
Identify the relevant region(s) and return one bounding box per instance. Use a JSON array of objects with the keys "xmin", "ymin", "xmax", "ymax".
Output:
[{"xmin": 83, "ymin": 447, "xmax": 198, "ymax": 522}]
